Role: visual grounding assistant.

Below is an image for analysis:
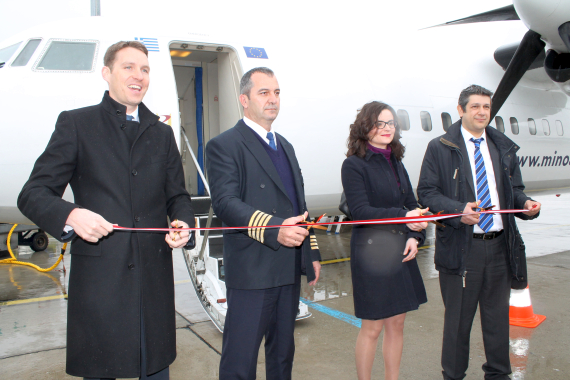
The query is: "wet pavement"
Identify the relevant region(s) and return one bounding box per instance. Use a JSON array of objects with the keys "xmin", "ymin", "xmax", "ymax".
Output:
[{"xmin": 1, "ymin": 192, "xmax": 569, "ymax": 379}]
